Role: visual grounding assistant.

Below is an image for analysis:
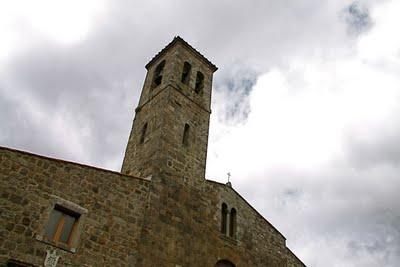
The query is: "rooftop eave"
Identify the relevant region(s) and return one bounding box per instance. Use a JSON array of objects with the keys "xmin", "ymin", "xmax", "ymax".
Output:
[{"xmin": 145, "ymin": 36, "xmax": 218, "ymax": 73}]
